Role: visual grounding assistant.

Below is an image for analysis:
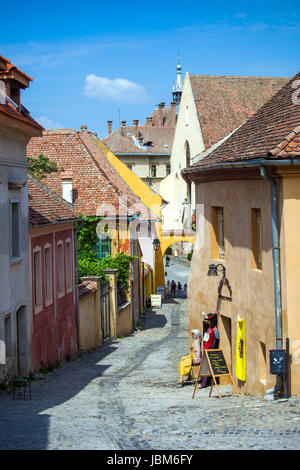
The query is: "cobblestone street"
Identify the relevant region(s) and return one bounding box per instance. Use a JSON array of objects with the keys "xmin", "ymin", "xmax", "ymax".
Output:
[{"xmin": 0, "ymin": 298, "xmax": 300, "ymax": 450}]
